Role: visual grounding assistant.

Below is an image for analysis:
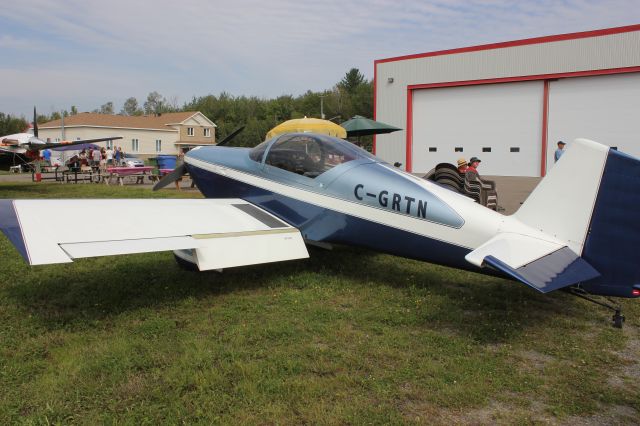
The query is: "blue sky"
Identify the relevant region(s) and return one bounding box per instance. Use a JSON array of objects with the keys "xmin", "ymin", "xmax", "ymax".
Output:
[{"xmin": 1, "ymin": 0, "xmax": 639, "ymax": 118}]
